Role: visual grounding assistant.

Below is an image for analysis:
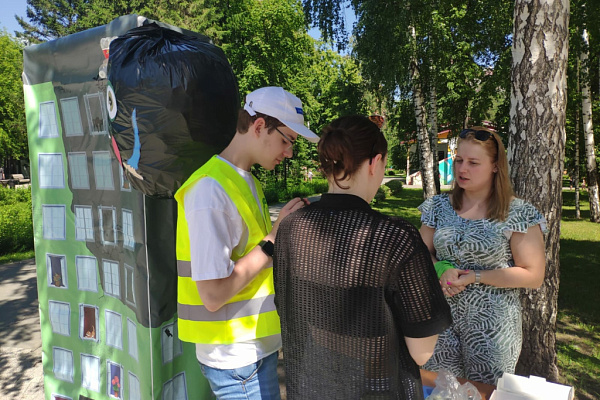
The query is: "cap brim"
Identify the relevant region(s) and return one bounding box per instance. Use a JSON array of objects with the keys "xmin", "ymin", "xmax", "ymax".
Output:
[{"xmin": 281, "ymin": 120, "xmax": 320, "ymax": 143}]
